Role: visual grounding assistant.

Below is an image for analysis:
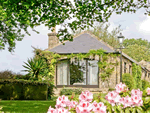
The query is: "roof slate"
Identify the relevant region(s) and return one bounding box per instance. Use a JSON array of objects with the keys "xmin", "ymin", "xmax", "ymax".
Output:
[{"xmin": 49, "ymin": 33, "xmax": 114, "ymax": 54}]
